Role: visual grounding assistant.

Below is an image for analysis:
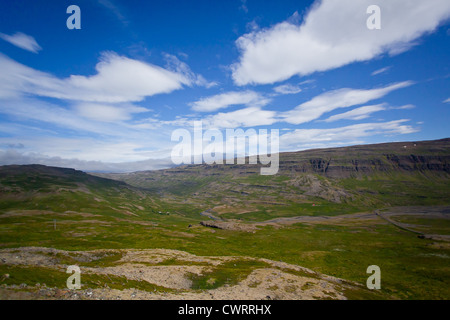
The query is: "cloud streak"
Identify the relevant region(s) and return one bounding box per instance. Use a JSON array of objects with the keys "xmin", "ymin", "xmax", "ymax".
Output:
[
  {"xmin": 273, "ymin": 84, "xmax": 302, "ymax": 95},
  {"xmin": 322, "ymin": 104, "xmax": 386, "ymax": 122},
  {"xmin": 280, "ymin": 120, "xmax": 418, "ymax": 150},
  {"xmin": 0, "ymin": 32, "xmax": 42, "ymax": 53},
  {"xmin": 202, "ymin": 106, "xmax": 277, "ymax": 128},
  {"xmin": 371, "ymin": 66, "xmax": 391, "ymax": 76},
  {"xmin": 97, "ymin": 0, "xmax": 129, "ymax": 26},
  {"xmin": 190, "ymin": 91, "xmax": 270, "ymax": 112},
  {"xmin": 74, "ymin": 103, "xmax": 149, "ymax": 122},
  {"xmin": 281, "ymin": 81, "xmax": 413, "ymax": 125}
]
